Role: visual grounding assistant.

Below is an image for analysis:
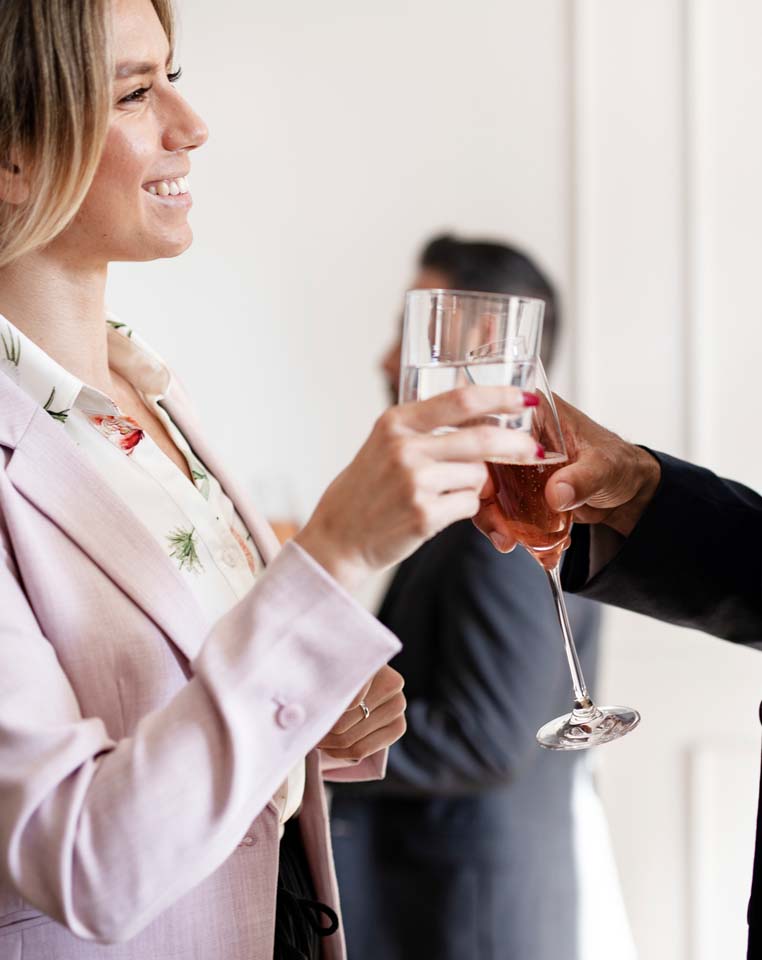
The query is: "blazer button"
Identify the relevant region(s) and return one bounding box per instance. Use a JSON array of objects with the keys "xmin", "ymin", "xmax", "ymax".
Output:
[{"xmin": 276, "ymin": 703, "xmax": 306, "ymax": 729}]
